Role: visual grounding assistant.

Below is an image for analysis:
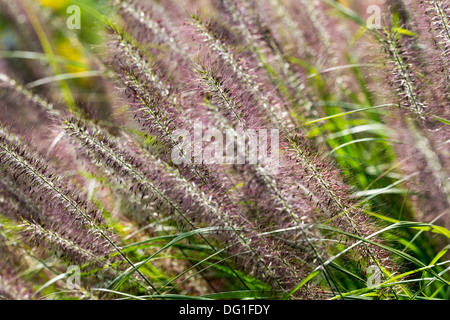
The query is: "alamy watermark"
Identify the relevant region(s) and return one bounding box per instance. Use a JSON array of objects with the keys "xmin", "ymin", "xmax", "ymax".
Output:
[
  {"xmin": 366, "ymin": 265, "xmax": 382, "ymax": 288},
  {"xmin": 367, "ymin": 5, "xmax": 382, "ymax": 30},
  {"xmin": 67, "ymin": 5, "xmax": 81, "ymax": 30},
  {"xmin": 311, "ymin": 265, "xmax": 382, "ymax": 289},
  {"xmin": 171, "ymin": 123, "xmax": 280, "ymax": 175},
  {"xmin": 66, "ymin": 265, "xmax": 81, "ymax": 290}
]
